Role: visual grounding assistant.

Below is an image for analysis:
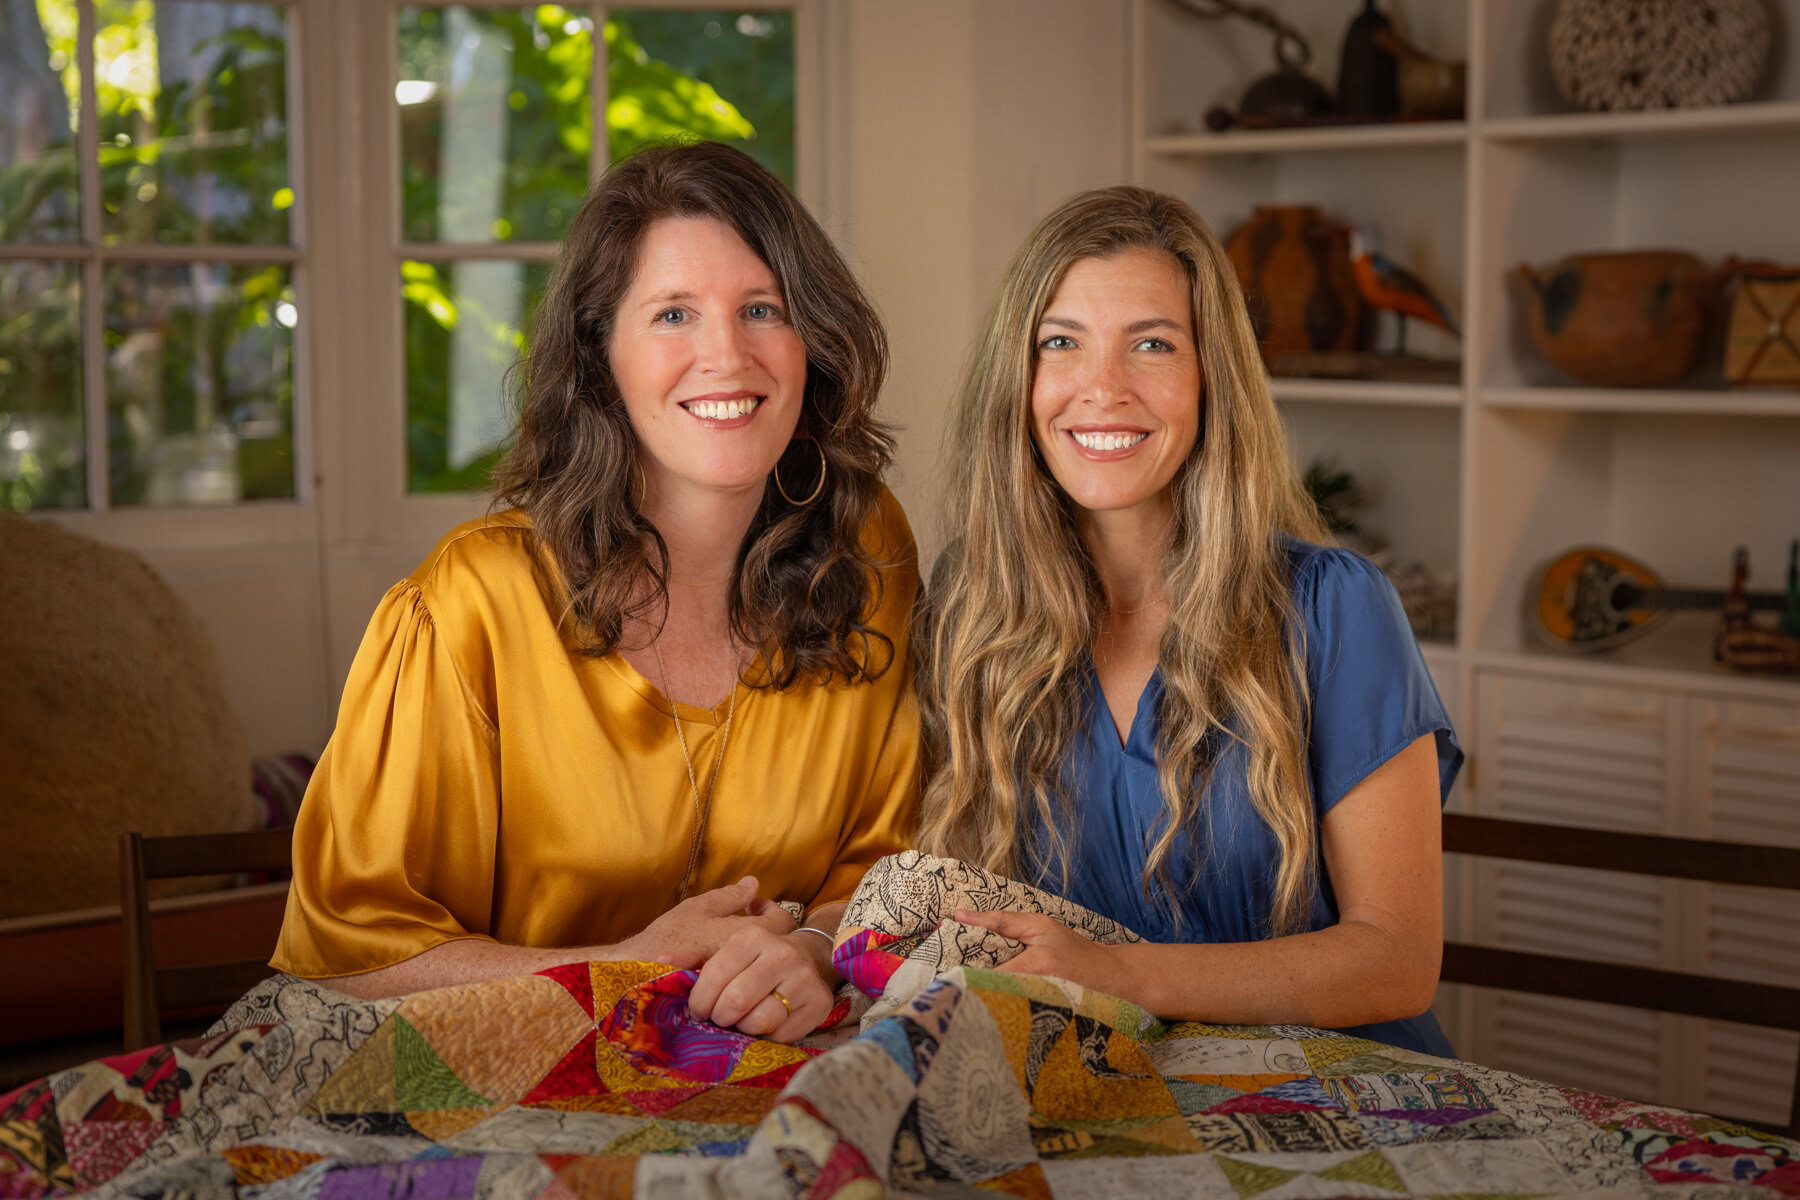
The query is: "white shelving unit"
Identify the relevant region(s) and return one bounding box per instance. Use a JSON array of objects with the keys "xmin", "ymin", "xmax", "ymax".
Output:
[
  {"xmin": 1481, "ymin": 386, "xmax": 1800, "ymax": 418},
  {"xmin": 1145, "ymin": 121, "xmax": 1469, "ymax": 154},
  {"xmin": 1132, "ymin": 0, "xmax": 1800, "ymax": 1128},
  {"xmin": 1272, "ymin": 377, "xmax": 1462, "ymax": 407}
]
